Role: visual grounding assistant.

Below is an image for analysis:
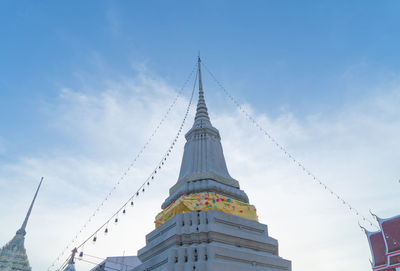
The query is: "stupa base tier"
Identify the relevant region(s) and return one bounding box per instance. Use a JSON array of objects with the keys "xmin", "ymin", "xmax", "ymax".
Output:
[
  {"xmin": 132, "ymin": 210, "xmax": 291, "ymax": 271},
  {"xmin": 132, "ymin": 243, "xmax": 290, "ymax": 271}
]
